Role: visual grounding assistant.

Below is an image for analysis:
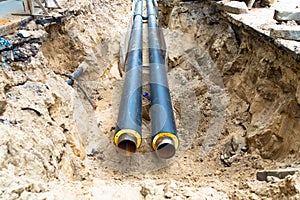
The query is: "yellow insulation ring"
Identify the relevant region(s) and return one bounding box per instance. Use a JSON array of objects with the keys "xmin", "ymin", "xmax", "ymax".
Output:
[
  {"xmin": 152, "ymin": 132, "xmax": 179, "ymax": 150},
  {"xmin": 114, "ymin": 129, "xmax": 142, "ymax": 148}
]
